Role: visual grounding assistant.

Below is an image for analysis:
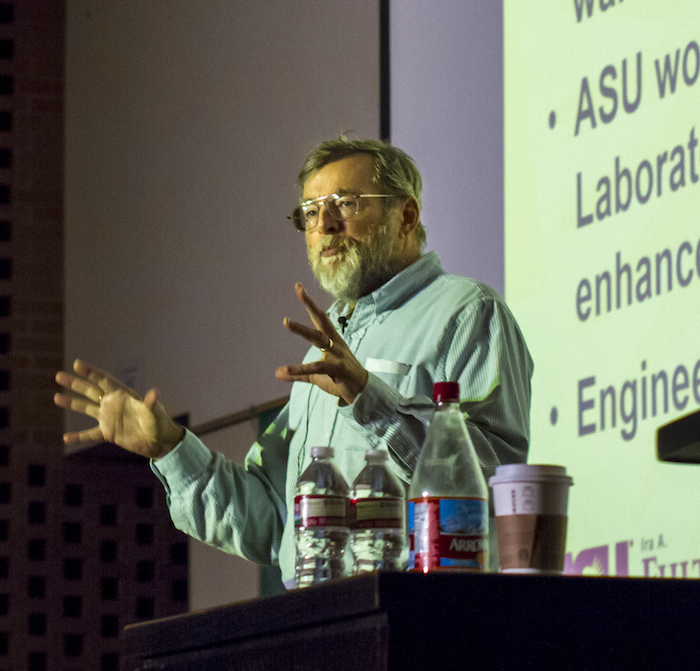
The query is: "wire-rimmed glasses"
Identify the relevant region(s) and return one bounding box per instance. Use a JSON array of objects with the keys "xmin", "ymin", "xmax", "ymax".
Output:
[{"xmin": 289, "ymin": 193, "xmax": 394, "ymax": 232}]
